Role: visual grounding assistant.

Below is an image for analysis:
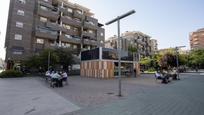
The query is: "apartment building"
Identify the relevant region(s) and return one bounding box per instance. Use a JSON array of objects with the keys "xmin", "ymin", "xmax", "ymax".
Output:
[
  {"xmin": 105, "ymin": 31, "xmax": 156, "ymax": 57},
  {"xmin": 5, "ymin": 0, "xmax": 105, "ymax": 63},
  {"xmin": 189, "ymin": 28, "xmax": 204, "ymax": 50},
  {"xmin": 150, "ymin": 39, "xmax": 158, "ymax": 54}
]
